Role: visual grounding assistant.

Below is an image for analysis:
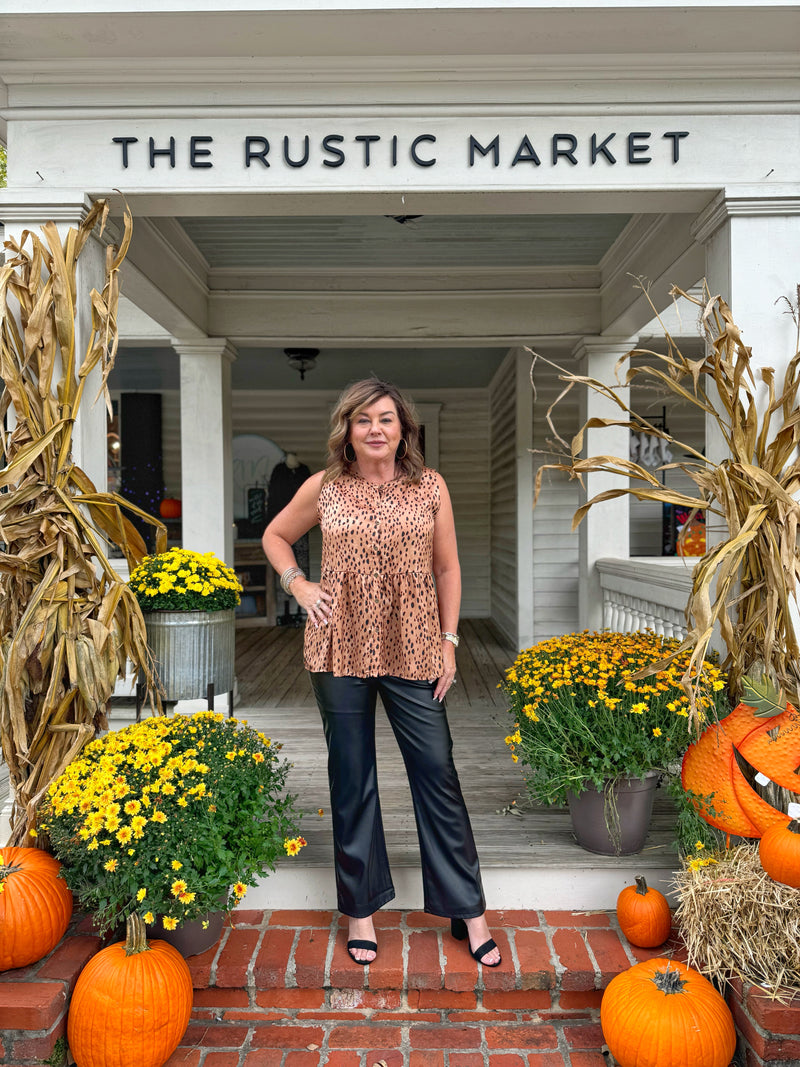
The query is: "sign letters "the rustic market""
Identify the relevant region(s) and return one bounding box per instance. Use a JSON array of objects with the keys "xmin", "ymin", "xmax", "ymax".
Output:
[{"xmin": 111, "ymin": 131, "xmax": 690, "ymax": 170}]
